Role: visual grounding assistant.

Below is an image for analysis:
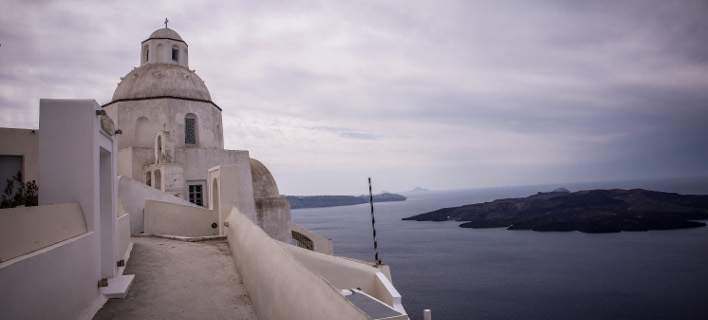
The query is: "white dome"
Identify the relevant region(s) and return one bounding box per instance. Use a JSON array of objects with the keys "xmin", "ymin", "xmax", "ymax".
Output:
[
  {"xmin": 112, "ymin": 63, "xmax": 211, "ymax": 101},
  {"xmin": 147, "ymin": 27, "xmax": 184, "ymax": 43}
]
